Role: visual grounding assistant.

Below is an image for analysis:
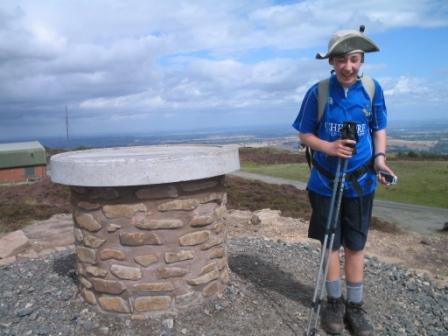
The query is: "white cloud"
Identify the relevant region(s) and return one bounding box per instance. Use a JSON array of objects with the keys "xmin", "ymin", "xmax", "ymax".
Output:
[
  {"xmin": 381, "ymin": 75, "xmax": 448, "ymax": 122},
  {"xmin": 29, "ymin": 21, "xmax": 67, "ymax": 51},
  {"xmin": 383, "ymin": 76, "xmax": 428, "ymax": 96},
  {"xmin": 0, "ymin": 0, "xmax": 447, "ymax": 138}
]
